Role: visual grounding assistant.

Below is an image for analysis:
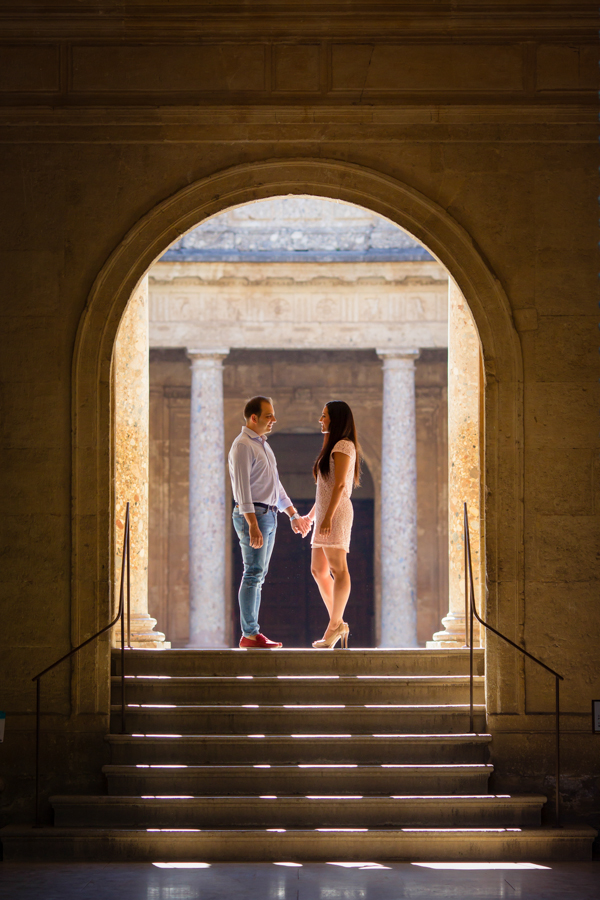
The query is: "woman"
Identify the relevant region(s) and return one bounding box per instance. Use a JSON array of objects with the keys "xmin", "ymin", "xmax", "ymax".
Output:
[{"xmin": 304, "ymin": 400, "xmax": 360, "ymax": 649}]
